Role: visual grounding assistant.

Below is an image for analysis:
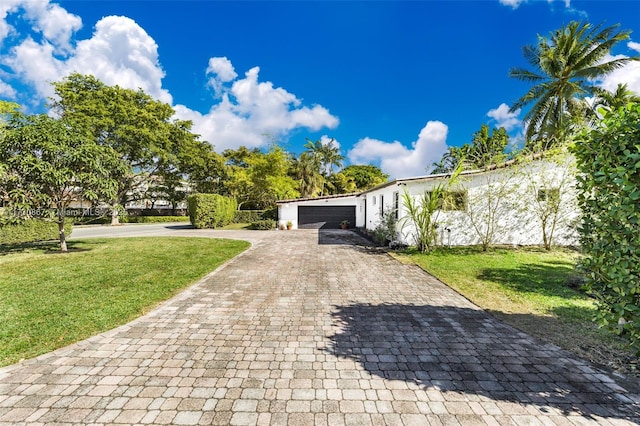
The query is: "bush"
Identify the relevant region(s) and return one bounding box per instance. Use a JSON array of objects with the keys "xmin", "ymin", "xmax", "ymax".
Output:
[
  {"xmin": 233, "ymin": 210, "xmax": 264, "ymax": 224},
  {"xmin": 573, "ymin": 102, "xmax": 640, "ymax": 354},
  {"xmin": 187, "ymin": 194, "xmax": 237, "ymax": 229},
  {"xmin": 0, "ymin": 219, "xmax": 73, "ymax": 245},
  {"xmin": 249, "ymin": 220, "xmax": 276, "ymax": 230},
  {"xmin": 123, "ymin": 216, "xmax": 191, "ymax": 224}
]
